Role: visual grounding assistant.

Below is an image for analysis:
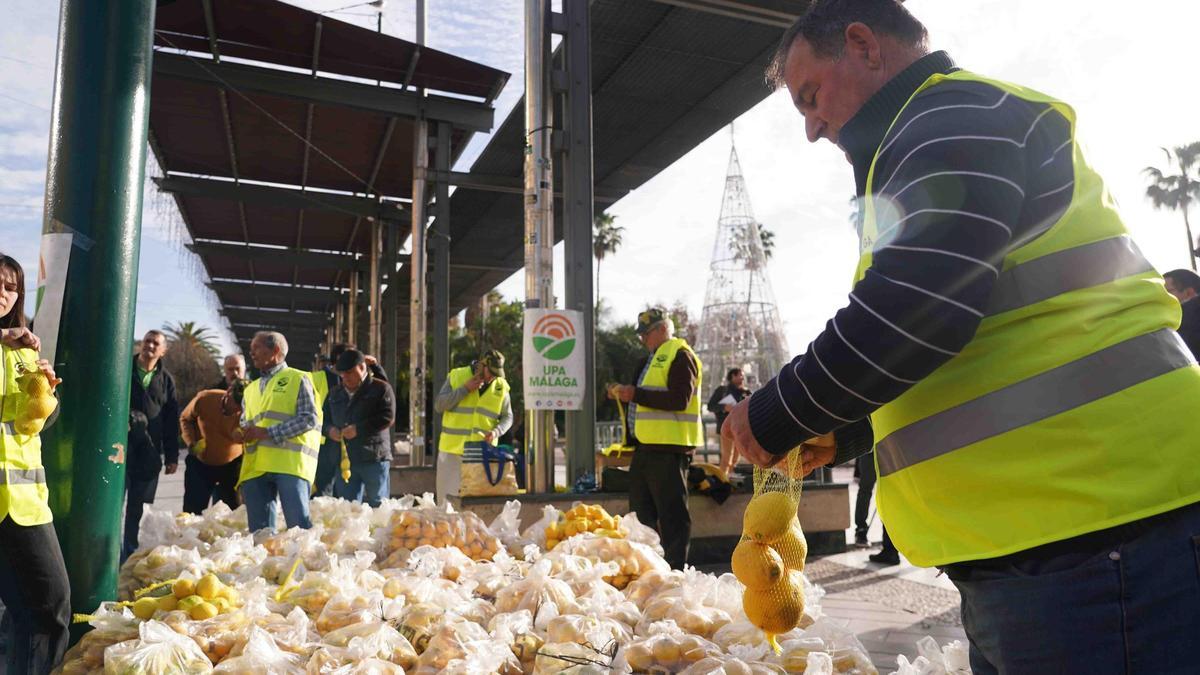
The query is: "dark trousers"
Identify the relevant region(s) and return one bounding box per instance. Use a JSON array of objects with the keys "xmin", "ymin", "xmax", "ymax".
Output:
[
  {"xmin": 629, "ymin": 450, "xmax": 691, "ymax": 570},
  {"xmin": 313, "ymin": 442, "xmax": 340, "ymax": 497},
  {"xmin": 0, "ymin": 517, "xmax": 71, "ymax": 675},
  {"xmin": 947, "ymin": 501, "xmax": 1200, "ymax": 674},
  {"xmin": 182, "ymin": 454, "xmax": 242, "ymax": 515},
  {"xmin": 854, "ymin": 452, "xmax": 876, "ymax": 536},
  {"xmin": 121, "ymin": 486, "xmax": 147, "ymax": 562}
]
